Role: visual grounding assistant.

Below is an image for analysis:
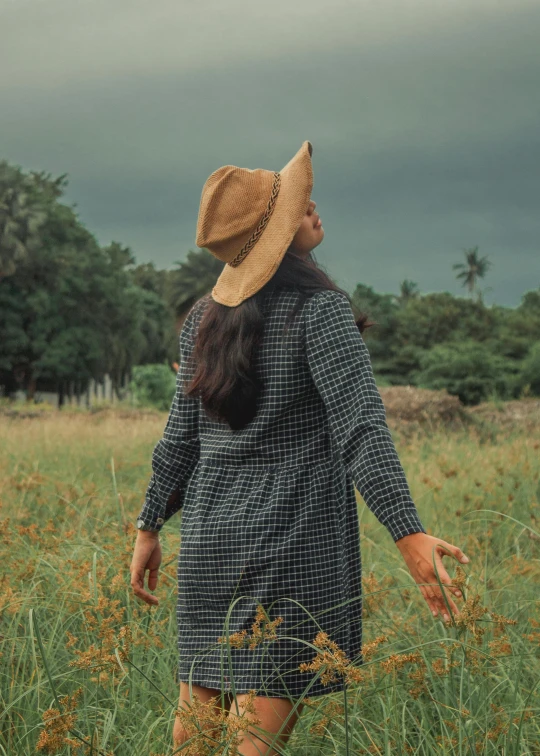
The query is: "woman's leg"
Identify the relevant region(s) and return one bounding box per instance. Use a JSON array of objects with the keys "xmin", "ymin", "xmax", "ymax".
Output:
[
  {"xmin": 173, "ymin": 682, "xmax": 232, "ymax": 748},
  {"xmin": 229, "ymin": 694, "xmax": 304, "ymax": 756}
]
